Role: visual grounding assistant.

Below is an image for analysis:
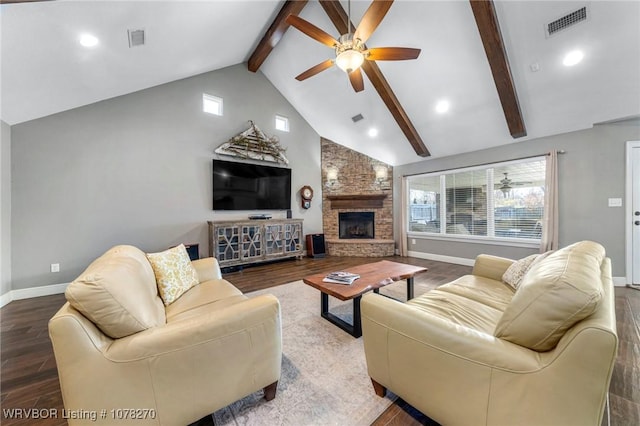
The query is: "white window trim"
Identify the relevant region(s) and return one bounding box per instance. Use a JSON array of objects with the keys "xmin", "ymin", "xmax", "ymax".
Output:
[
  {"xmin": 407, "ymin": 232, "xmax": 541, "ymax": 249},
  {"xmin": 275, "ymin": 115, "xmax": 289, "ymax": 132},
  {"xmin": 203, "ymin": 93, "xmax": 223, "ymax": 116},
  {"xmin": 406, "ymin": 156, "xmax": 546, "ymax": 246}
]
